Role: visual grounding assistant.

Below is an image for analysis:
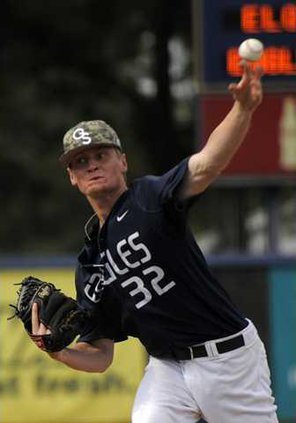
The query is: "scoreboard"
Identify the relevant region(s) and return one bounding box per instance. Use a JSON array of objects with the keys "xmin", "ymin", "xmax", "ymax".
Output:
[
  {"xmin": 193, "ymin": 0, "xmax": 296, "ymax": 92},
  {"xmin": 192, "ymin": 0, "xmax": 296, "ymax": 177}
]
